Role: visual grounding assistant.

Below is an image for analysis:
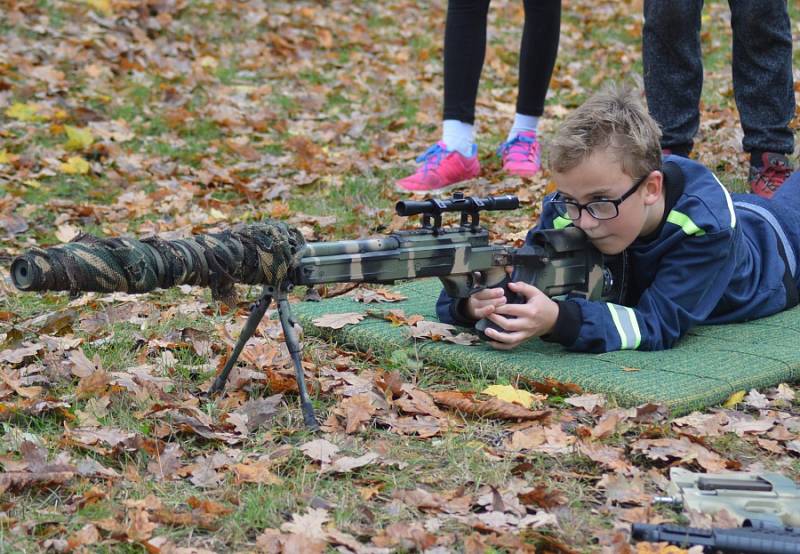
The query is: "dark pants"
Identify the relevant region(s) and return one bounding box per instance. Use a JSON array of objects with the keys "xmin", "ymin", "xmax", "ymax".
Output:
[
  {"xmin": 443, "ymin": 0, "xmax": 561, "ymax": 123},
  {"xmin": 643, "ymin": 0, "xmax": 795, "ymax": 155}
]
